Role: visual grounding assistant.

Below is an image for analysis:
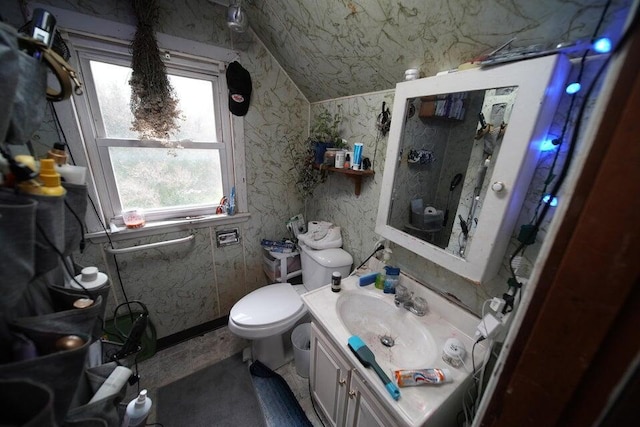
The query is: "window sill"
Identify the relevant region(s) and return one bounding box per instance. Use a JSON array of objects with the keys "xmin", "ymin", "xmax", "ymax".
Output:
[{"xmin": 85, "ymin": 212, "xmax": 251, "ymax": 244}]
